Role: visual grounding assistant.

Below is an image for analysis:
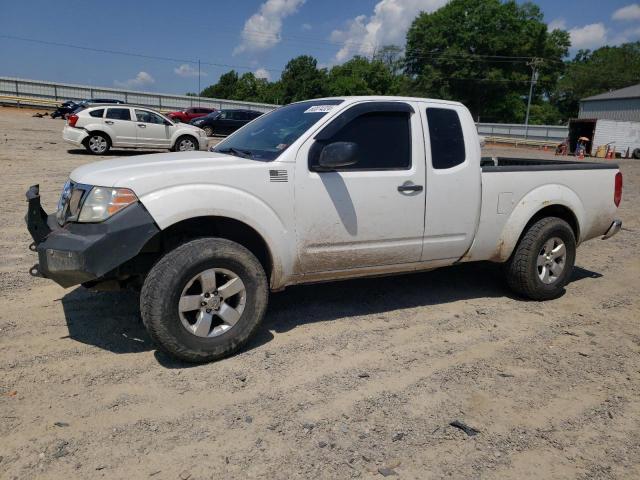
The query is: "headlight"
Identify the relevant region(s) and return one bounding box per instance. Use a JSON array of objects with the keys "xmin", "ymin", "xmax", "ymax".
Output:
[{"xmin": 78, "ymin": 186, "xmax": 138, "ymax": 222}]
